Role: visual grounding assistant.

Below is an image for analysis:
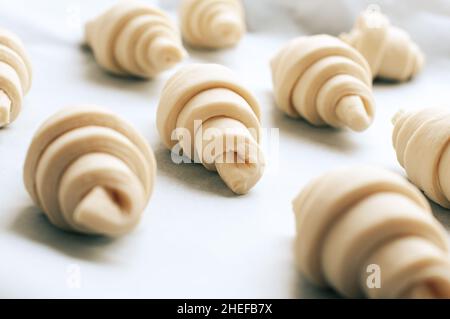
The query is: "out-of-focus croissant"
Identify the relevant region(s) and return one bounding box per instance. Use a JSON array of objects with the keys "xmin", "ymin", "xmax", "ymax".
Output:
[
  {"xmin": 85, "ymin": 0, "xmax": 186, "ymax": 78},
  {"xmin": 157, "ymin": 63, "xmax": 264, "ymax": 194},
  {"xmin": 293, "ymin": 166, "xmax": 450, "ymax": 298},
  {"xmin": 271, "ymin": 35, "xmax": 375, "ymax": 132},
  {"xmin": 340, "ymin": 8, "xmax": 425, "ymax": 82},
  {"xmin": 23, "ymin": 106, "xmax": 157, "ymax": 236},
  {"xmin": 0, "ymin": 28, "xmax": 32, "ymax": 127},
  {"xmin": 392, "ymin": 107, "xmax": 450, "ymax": 209},
  {"xmin": 179, "ymin": 0, "xmax": 246, "ymax": 49}
]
